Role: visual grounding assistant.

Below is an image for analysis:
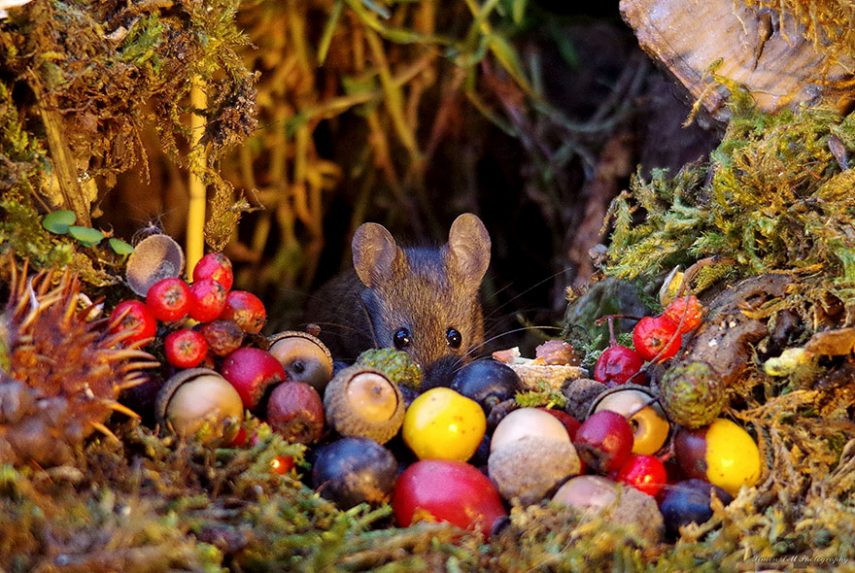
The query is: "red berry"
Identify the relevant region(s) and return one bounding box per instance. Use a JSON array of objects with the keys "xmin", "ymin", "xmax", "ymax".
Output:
[
  {"xmin": 270, "ymin": 455, "xmax": 295, "ymax": 475},
  {"xmin": 192, "ymin": 252, "xmax": 234, "ymax": 291},
  {"xmin": 574, "ymin": 410, "xmax": 634, "ymax": 474},
  {"xmin": 146, "ymin": 277, "xmax": 191, "ymax": 322},
  {"xmin": 220, "ymin": 347, "xmax": 287, "ymax": 409},
  {"xmin": 109, "ymin": 300, "xmax": 156, "ymax": 344},
  {"xmin": 220, "ymin": 290, "xmax": 267, "ymax": 334},
  {"xmin": 164, "ymin": 328, "xmax": 209, "ymax": 369},
  {"xmin": 615, "ymin": 454, "xmax": 667, "ymax": 497},
  {"xmin": 593, "ymin": 345, "xmax": 647, "ymax": 385},
  {"xmin": 267, "ymin": 382, "xmax": 325, "ymax": 444},
  {"xmin": 539, "ymin": 408, "xmax": 582, "ymax": 441},
  {"xmin": 198, "ymin": 319, "xmax": 245, "ymax": 357},
  {"xmin": 188, "ymin": 278, "xmax": 228, "ymax": 323},
  {"xmin": 663, "ymin": 295, "xmax": 704, "ymax": 334},
  {"xmin": 632, "ymin": 315, "xmax": 681, "ymax": 362},
  {"xmin": 230, "ymin": 426, "xmax": 249, "ymax": 447}
]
